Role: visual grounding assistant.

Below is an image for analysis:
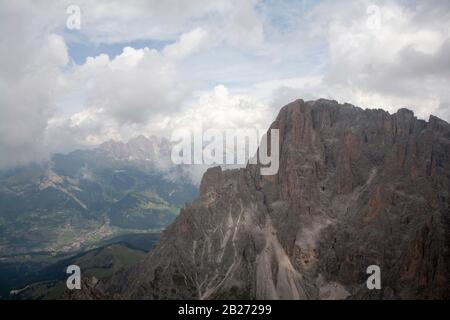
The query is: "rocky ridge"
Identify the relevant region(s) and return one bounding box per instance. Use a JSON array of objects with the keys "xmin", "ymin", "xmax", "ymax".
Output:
[{"xmin": 101, "ymin": 99, "xmax": 450, "ymax": 299}]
